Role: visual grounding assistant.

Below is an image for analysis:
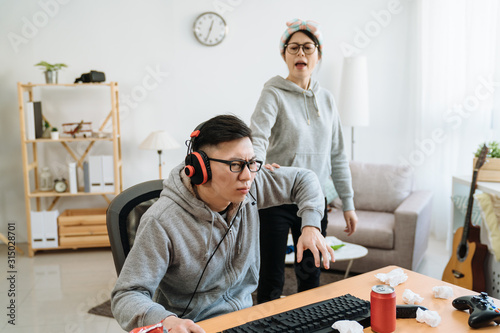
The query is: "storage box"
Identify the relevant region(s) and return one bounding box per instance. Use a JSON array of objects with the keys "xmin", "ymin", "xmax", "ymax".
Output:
[
  {"xmin": 474, "ymin": 157, "xmax": 500, "ymax": 182},
  {"xmin": 30, "ymin": 210, "xmax": 59, "ymax": 249},
  {"xmin": 58, "ymin": 208, "xmax": 110, "ymax": 247}
]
